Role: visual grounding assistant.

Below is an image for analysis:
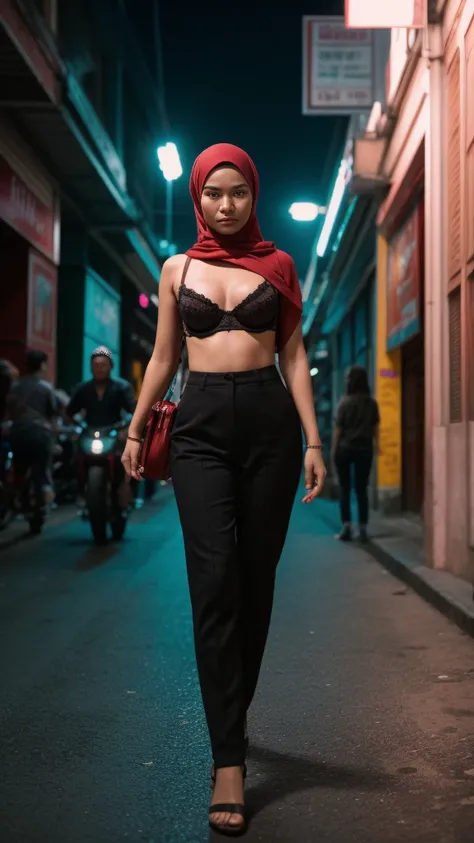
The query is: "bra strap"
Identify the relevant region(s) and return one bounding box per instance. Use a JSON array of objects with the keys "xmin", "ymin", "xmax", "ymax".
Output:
[{"xmin": 180, "ymin": 256, "xmax": 192, "ymax": 286}]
